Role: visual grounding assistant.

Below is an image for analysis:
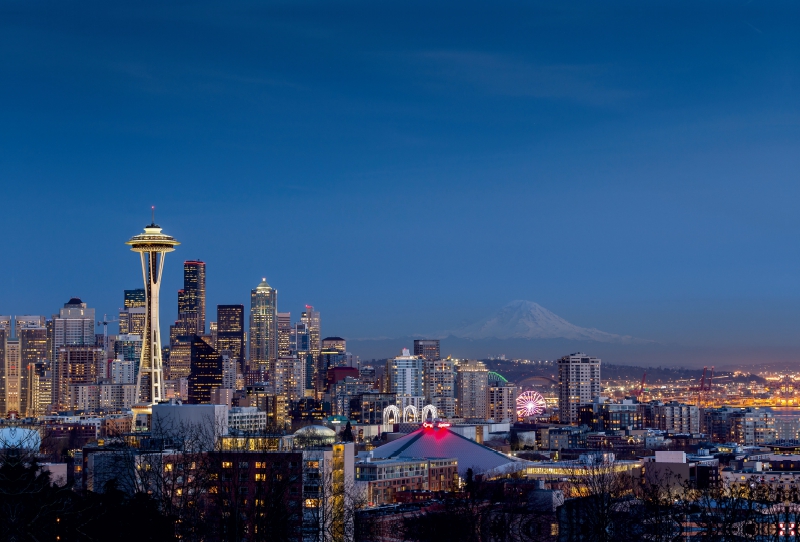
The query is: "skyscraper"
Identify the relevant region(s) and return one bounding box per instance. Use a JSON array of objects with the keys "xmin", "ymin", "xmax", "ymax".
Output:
[
  {"xmin": 488, "ymin": 383, "xmax": 518, "ymax": 423},
  {"xmin": 387, "ymin": 348, "xmax": 425, "ymax": 413},
  {"xmin": 17, "ymin": 316, "xmax": 47, "ymax": 417},
  {"xmin": 456, "ymin": 360, "xmax": 489, "ymax": 420},
  {"xmin": 557, "ymin": 352, "xmax": 601, "ymax": 424},
  {"xmin": 180, "ymin": 261, "xmax": 206, "ymax": 335},
  {"xmin": 0, "ymin": 317, "xmax": 9, "ymax": 414},
  {"xmin": 119, "ymin": 289, "xmax": 146, "ymax": 336},
  {"xmin": 249, "ymin": 278, "xmax": 277, "ymax": 369},
  {"xmin": 53, "ymin": 298, "xmax": 95, "ymax": 358},
  {"xmin": 126, "ymin": 218, "xmax": 179, "ymax": 411},
  {"xmin": 301, "ymin": 306, "xmax": 321, "ymax": 361},
  {"xmin": 423, "ymin": 358, "xmax": 456, "ymax": 418},
  {"xmin": 54, "ymin": 345, "xmax": 104, "ymax": 411},
  {"xmin": 188, "ymin": 336, "xmax": 222, "ymax": 404},
  {"xmin": 414, "ymin": 339, "xmax": 440, "ymax": 361},
  {"xmin": 277, "ymin": 312, "xmax": 291, "ymax": 358},
  {"xmin": 3, "ymin": 339, "xmax": 21, "ymax": 414},
  {"xmin": 216, "ymin": 305, "xmax": 245, "ymax": 364},
  {"xmin": 322, "ymin": 337, "xmax": 346, "ymax": 353}
]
